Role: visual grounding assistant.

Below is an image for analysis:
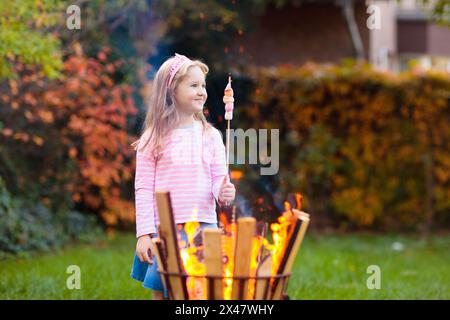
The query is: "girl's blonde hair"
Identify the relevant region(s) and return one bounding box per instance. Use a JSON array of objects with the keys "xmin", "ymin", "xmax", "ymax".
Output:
[{"xmin": 131, "ymin": 55, "xmax": 212, "ymax": 159}]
